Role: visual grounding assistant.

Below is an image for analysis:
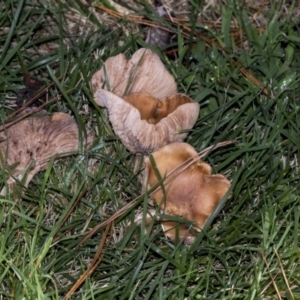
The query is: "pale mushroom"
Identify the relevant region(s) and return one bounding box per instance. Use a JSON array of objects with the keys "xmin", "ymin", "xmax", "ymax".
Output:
[
  {"xmin": 91, "ymin": 48, "xmax": 200, "ymax": 153},
  {"xmin": 0, "ymin": 109, "xmax": 93, "ymax": 193},
  {"xmin": 141, "ymin": 142, "xmax": 231, "ymax": 244}
]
